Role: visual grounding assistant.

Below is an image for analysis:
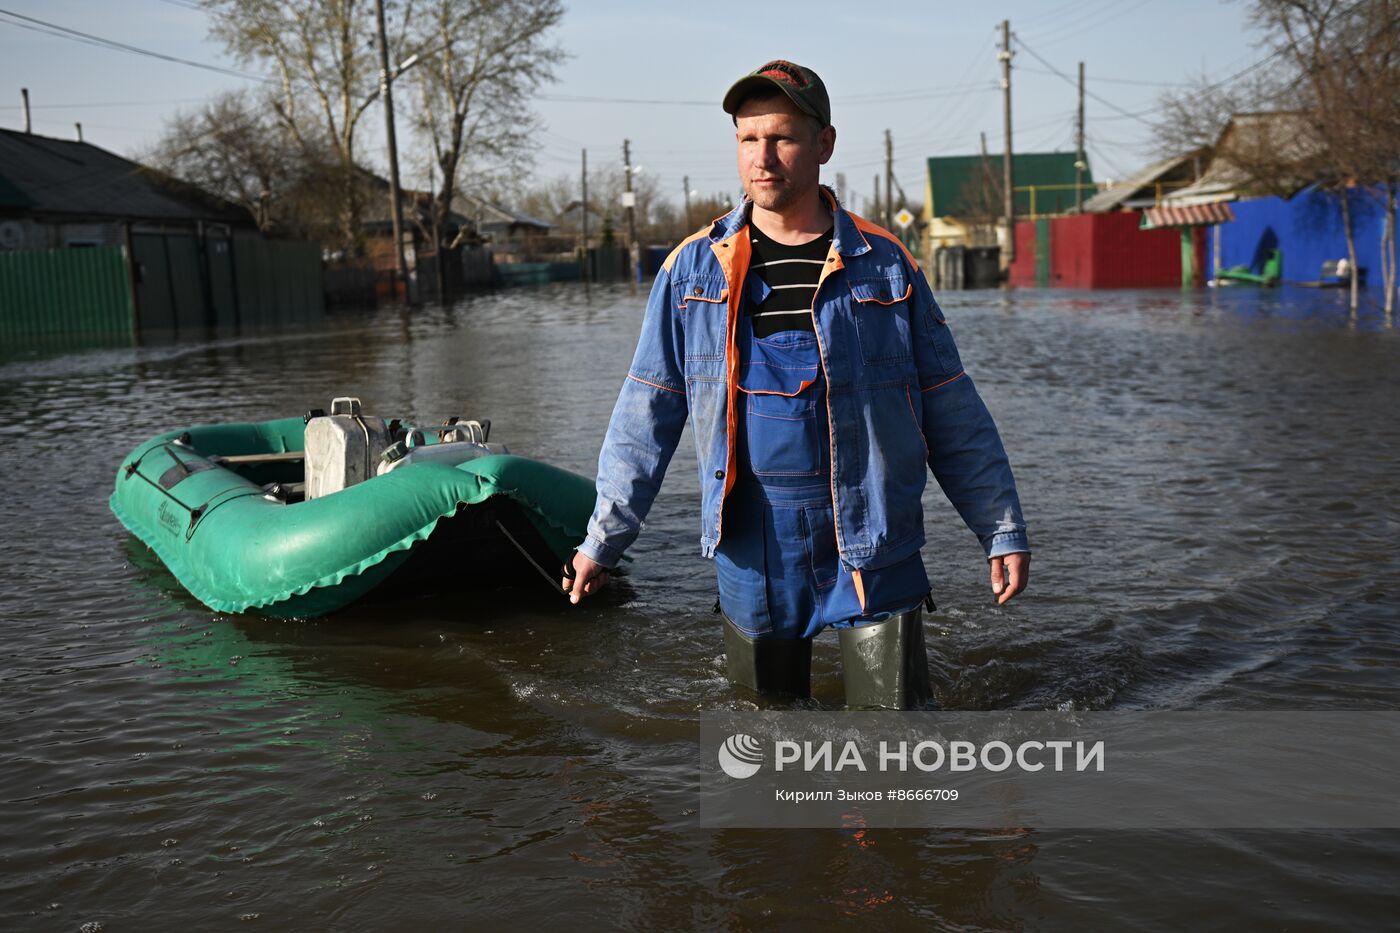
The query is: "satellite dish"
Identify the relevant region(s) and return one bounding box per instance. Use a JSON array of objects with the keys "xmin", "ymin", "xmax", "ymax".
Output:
[{"xmin": 0, "ymin": 221, "xmax": 23, "ymax": 251}]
